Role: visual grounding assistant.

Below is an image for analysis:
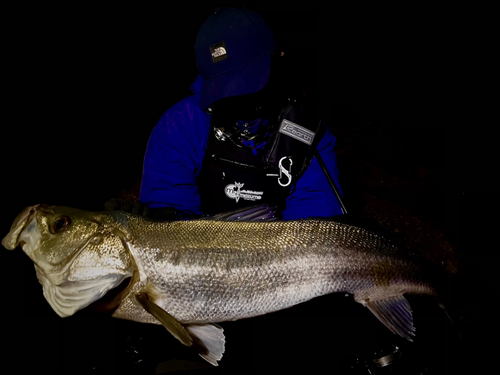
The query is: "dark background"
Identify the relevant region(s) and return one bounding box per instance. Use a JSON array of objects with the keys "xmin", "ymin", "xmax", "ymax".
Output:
[{"xmin": 2, "ymin": 4, "xmax": 496, "ymax": 374}]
